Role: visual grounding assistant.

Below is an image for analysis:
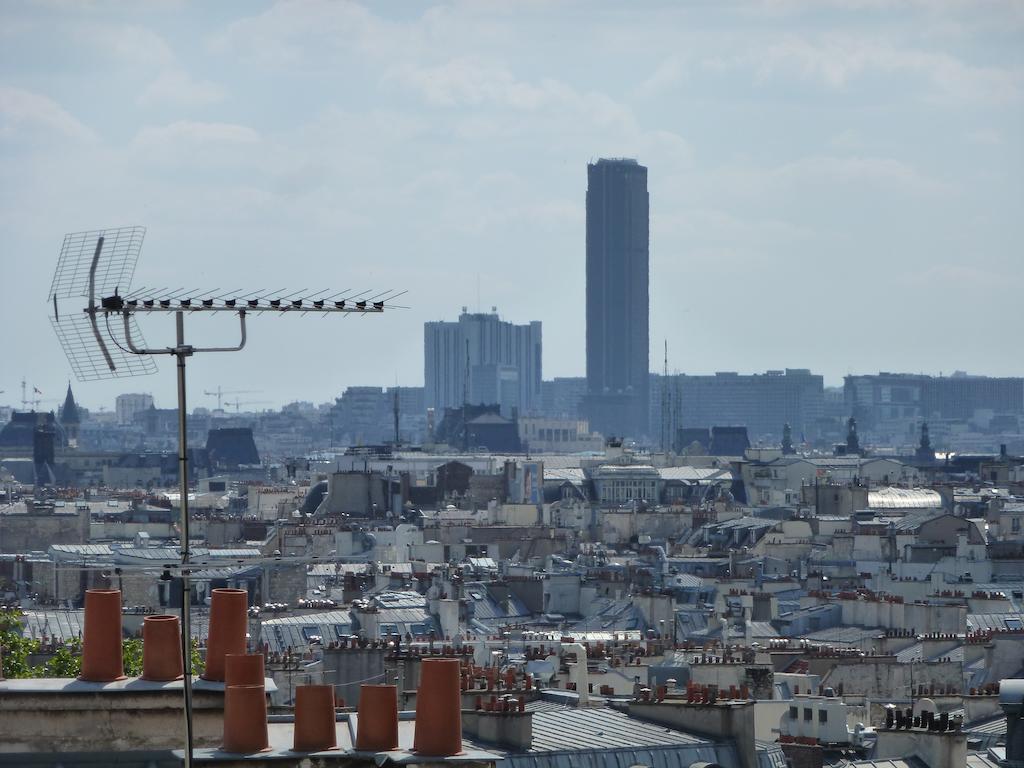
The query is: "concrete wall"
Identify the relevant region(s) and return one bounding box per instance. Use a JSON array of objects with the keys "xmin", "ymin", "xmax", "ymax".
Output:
[
  {"xmin": 837, "ymin": 598, "xmax": 965, "ymax": 634},
  {"xmin": 821, "ymin": 660, "xmax": 962, "ymax": 699},
  {"xmin": 0, "ymin": 509, "xmax": 89, "ymax": 553},
  {"xmin": 600, "ymin": 509, "xmax": 693, "ymax": 545},
  {"xmin": 874, "ymin": 728, "xmax": 966, "ymax": 768},
  {"xmin": 264, "ymin": 562, "xmax": 305, "ymax": 604},
  {"xmin": 754, "ymin": 699, "xmax": 791, "ymax": 742},
  {"xmin": 325, "ymin": 472, "xmax": 387, "ymax": 516},
  {"xmin": 633, "ymin": 593, "xmax": 674, "ymax": 632},
  {"xmin": 628, "ymin": 700, "xmax": 758, "ymax": 768},
  {"xmin": 542, "ymin": 574, "xmax": 581, "ymax": 615},
  {"xmin": 320, "ymin": 647, "xmax": 387, "ymax": 706},
  {"xmin": 0, "ymin": 680, "xmax": 231, "ymax": 752},
  {"xmin": 495, "ymin": 504, "xmax": 541, "ymax": 527}
]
